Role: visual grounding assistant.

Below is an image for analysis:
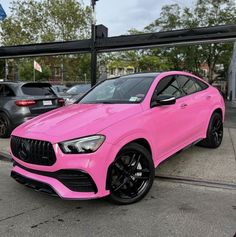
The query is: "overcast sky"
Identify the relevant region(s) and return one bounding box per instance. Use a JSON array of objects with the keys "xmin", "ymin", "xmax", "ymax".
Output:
[{"xmin": 1, "ymin": 0, "xmax": 195, "ymax": 36}]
